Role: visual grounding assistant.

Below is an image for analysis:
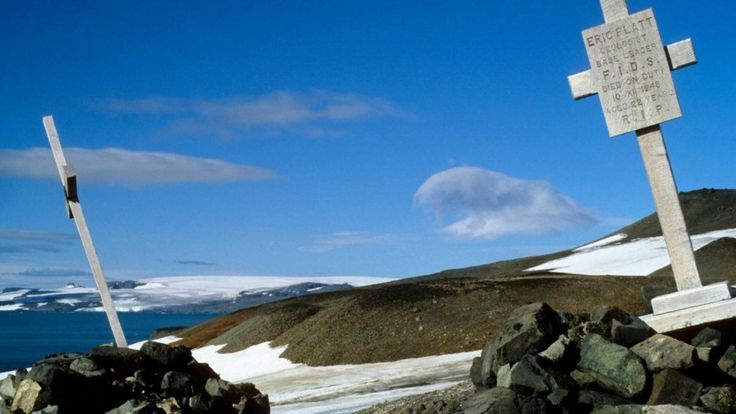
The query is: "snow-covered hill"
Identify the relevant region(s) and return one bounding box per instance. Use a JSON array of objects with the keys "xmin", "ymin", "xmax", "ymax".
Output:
[
  {"xmin": 527, "ymin": 228, "xmax": 736, "ymax": 276},
  {"xmin": 0, "ymin": 275, "xmax": 392, "ymax": 312}
]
